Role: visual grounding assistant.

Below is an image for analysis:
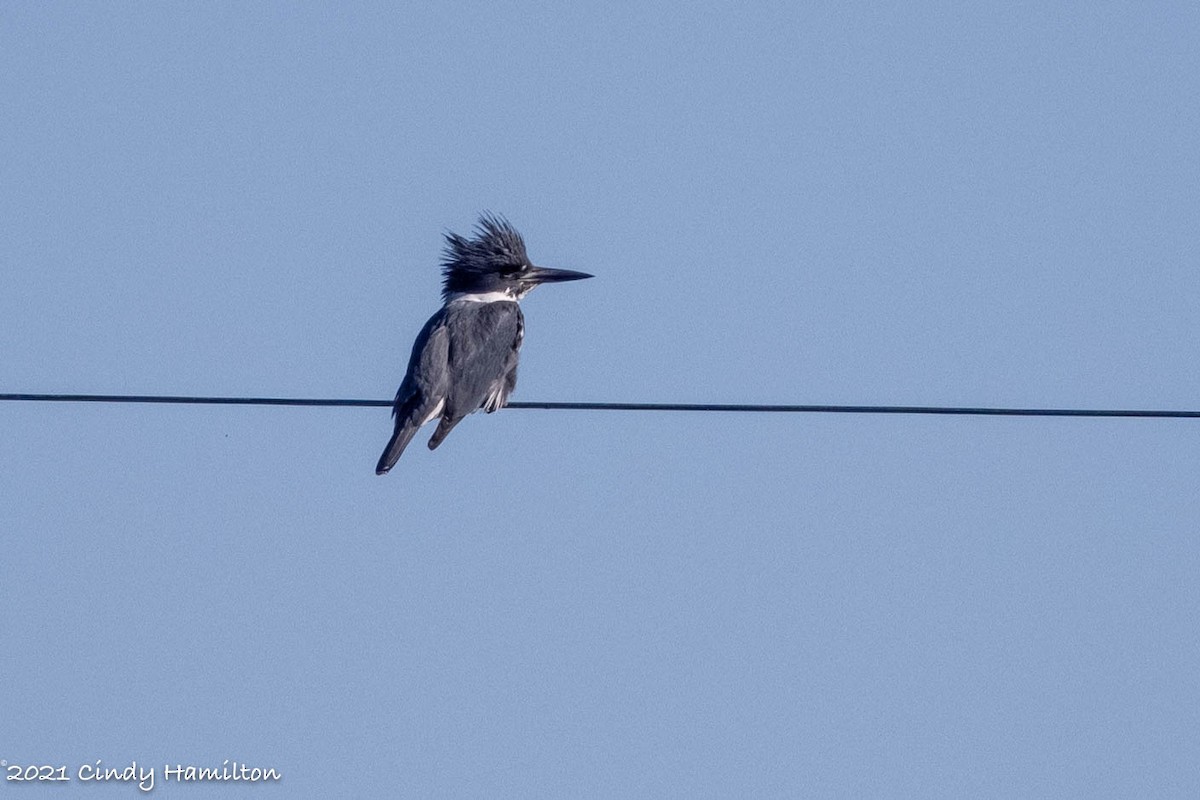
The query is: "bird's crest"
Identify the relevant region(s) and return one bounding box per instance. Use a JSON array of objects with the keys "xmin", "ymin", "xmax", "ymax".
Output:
[{"xmin": 441, "ymin": 213, "xmax": 530, "ymax": 300}]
